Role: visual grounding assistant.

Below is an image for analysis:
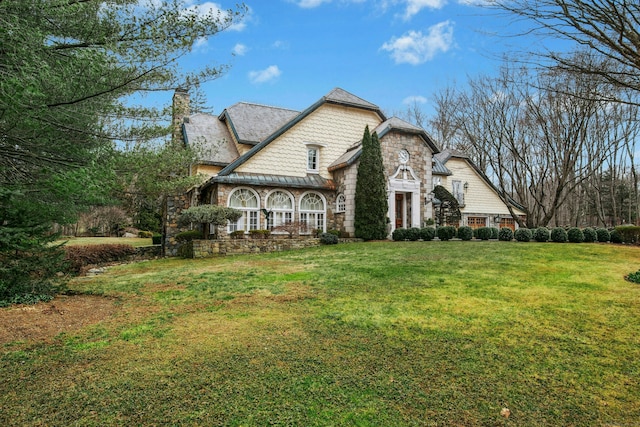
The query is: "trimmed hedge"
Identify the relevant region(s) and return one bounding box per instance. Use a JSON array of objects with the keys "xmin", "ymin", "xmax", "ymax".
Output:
[
  {"xmin": 551, "ymin": 227, "xmax": 568, "ymax": 243},
  {"xmin": 419, "ymin": 227, "xmax": 436, "ymax": 241},
  {"xmin": 514, "ymin": 228, "xmax": 532, "ymax": 242},
  {"xmin": 152, "ymin": 233, "xmax": 162, "ymax": 245},
  {"xmin": 490, "ymin": 227, "xmax": 499, "ymax": 239},
  {"xmin": 319, "ymin": 233, "xmax": 339, "ymax": 245},
  {"xmin": 596, "ymin": 228, "xmax": 610, "ymax": 243},
  {"xmin": 534, "ymin": 227, "xmax": 550, "ymax": 242},
  {"xmin": 476, "ymin": 227, "xmax": 492, "ymax": 240},
  {"xmin": 567, "ymin": 227, "xmax": 584, "ymax": 243},
  {"xmin": 437, "ymin": 226, "xmax": 457, "ymax": 241},
  {"xmin": 498, "ymin": 227, "xmax": 513, "ymax": 241},
  {"xmin": 615, "ymin": 225, "xmax": 640, "ymax": 244},
  {"xmin": 610, "ymin": 229, "xmax": 623, "ymax": 244},
  {"xmin": 392, "ymin": 228, "xmax": 407, "ymax": 241},
  {"xmin": 582, "ymin": 227, "xmax": 597, "ymax": 243},
  {"xmin": 175, "ymin": 230, "xmax": 203, "ymax": 242},
  {"xmin": 64, "ymin": 244, "xmax": 136, "ymax": 273},
  {"xmin": 457, "ymin": 226, "xmax": 473, "ymax": 241}
]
